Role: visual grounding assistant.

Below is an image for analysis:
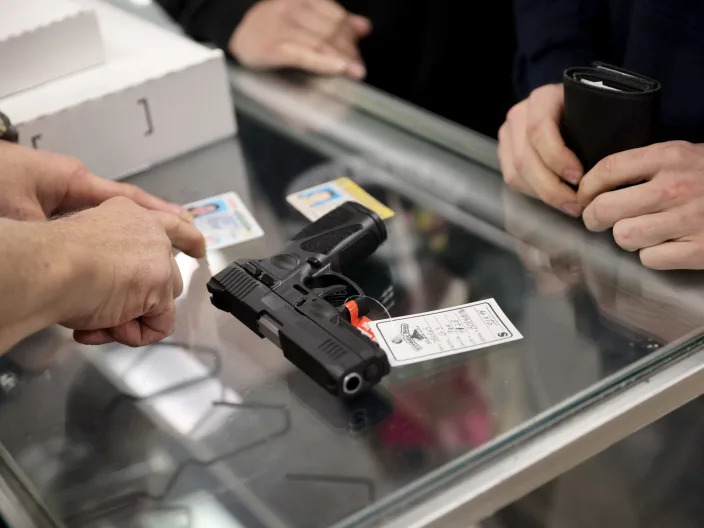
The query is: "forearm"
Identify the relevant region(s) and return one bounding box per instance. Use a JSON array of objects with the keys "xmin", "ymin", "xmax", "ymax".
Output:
[{"xmin": 0, "ymin": 219, "xmax": 78, "ymax": 353}]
